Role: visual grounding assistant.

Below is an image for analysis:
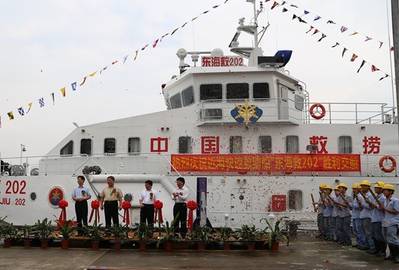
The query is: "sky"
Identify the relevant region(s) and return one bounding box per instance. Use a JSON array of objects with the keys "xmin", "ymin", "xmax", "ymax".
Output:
[{"xmin": 0, "ymin": 0, "xmax": 396, "ymax": 163}]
